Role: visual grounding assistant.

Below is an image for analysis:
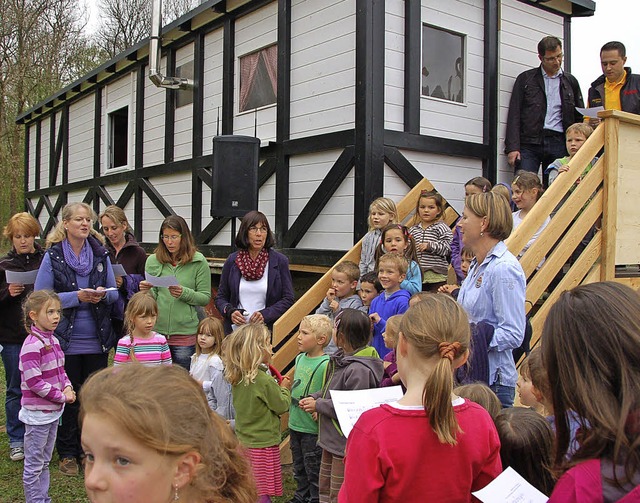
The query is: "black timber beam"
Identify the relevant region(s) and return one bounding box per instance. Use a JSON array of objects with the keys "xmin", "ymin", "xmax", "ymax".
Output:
[
  {"xmin": 164, "ymin": 49, "xmax": 176, "ymax": 164},
  {"xmin": 23, "ymin": 125, "xmax": 30, "ymax": 206},
  {"xmin": 192, "ymin": 32, "xmax": 206, "ymax": 236},
  {"xmin": 385, "ymin": 130, "xmax": 490, "ymax": 159},
  {"xmin": 282, "ymin": 129, "xmax": 354, "ymax": 156},
  {"xmin": 404, "ymin": 0, "xmax": 421, "ymax": 133},
  {"xmin": 62, "ymin": 106, "xmax": 69, "ymax": 185},
  {"xmin": 482, "ymin": 0, "xmax": 499, "ymax": 183},
  {"xmin": 139, "ymin": 178, "xmax": 176, "ymax": 218},
  {"xmin": 222, "ymin": 17, "xmax": 235, "ymax": 135},
  {"xmin": 93, "ymin": 88, "xmax": 103, "ymax": 179},
  {"xmin": 48, "ymin": 115, "xmax": 56, "ymax": 187},
  {"xmin": 383, "ymin": 147, "xmax": 424, "ymax": 188},
  {"xmin": 135, "ymin": 66, "xmax": 146, "ymax": 170}
]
